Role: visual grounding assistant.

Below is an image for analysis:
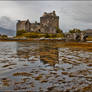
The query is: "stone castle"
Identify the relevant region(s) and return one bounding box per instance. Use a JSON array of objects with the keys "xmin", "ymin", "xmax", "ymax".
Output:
[{"xmin": 16, "ymin": 11, "xmax": 59, "ymax": 35}]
